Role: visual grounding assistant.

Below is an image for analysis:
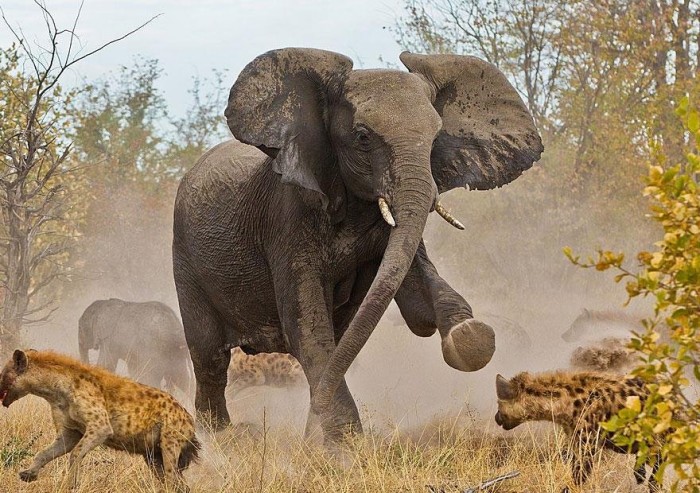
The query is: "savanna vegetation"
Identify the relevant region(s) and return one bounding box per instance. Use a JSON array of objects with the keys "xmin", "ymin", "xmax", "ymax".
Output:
[{"xmin": 0, "ymin": 0, "xmax": 699, "ymax": 491}]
